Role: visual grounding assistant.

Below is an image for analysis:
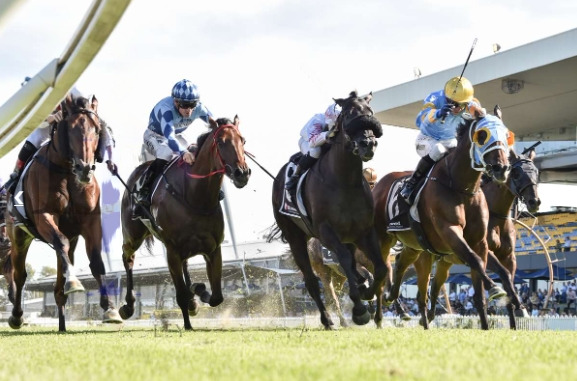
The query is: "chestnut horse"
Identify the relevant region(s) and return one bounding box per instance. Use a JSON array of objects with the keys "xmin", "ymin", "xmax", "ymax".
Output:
[
  {"xmin": 270, "ymin": 91, "xmax": 387, "ymax": 329},
  {"xmin": 119, "ymin": 116, "xmax": 250, "ymax": 330},
  {"xmin": 3, "ymin": 95, "xmax": 122, "ymax": 331},
  {"xmin": 373, "ymin": 114, "xmax": 511, "ymax": 330},
  {"xmin": 425, "ymin": 147, "xmax": 540, "ymax": 329}
]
